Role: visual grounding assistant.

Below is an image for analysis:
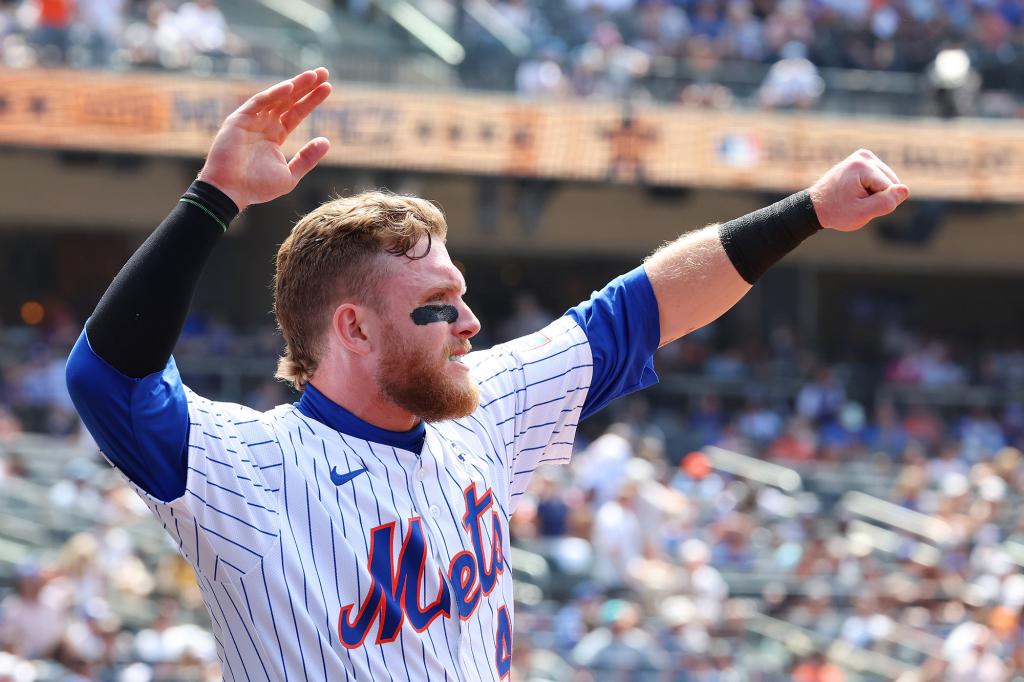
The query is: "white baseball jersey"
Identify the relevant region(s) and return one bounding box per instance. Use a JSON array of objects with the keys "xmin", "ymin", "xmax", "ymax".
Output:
[{"xmin": 125, "ymin": 316, "xmax": 592, "ymax": 681}]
